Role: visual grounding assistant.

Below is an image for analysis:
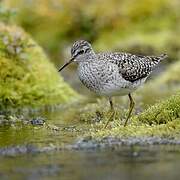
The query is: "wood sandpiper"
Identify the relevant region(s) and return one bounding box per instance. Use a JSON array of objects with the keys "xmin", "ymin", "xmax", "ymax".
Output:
[{"xmin": 59, "ymin": 40, "xmax": 167, "ymax": 127}]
